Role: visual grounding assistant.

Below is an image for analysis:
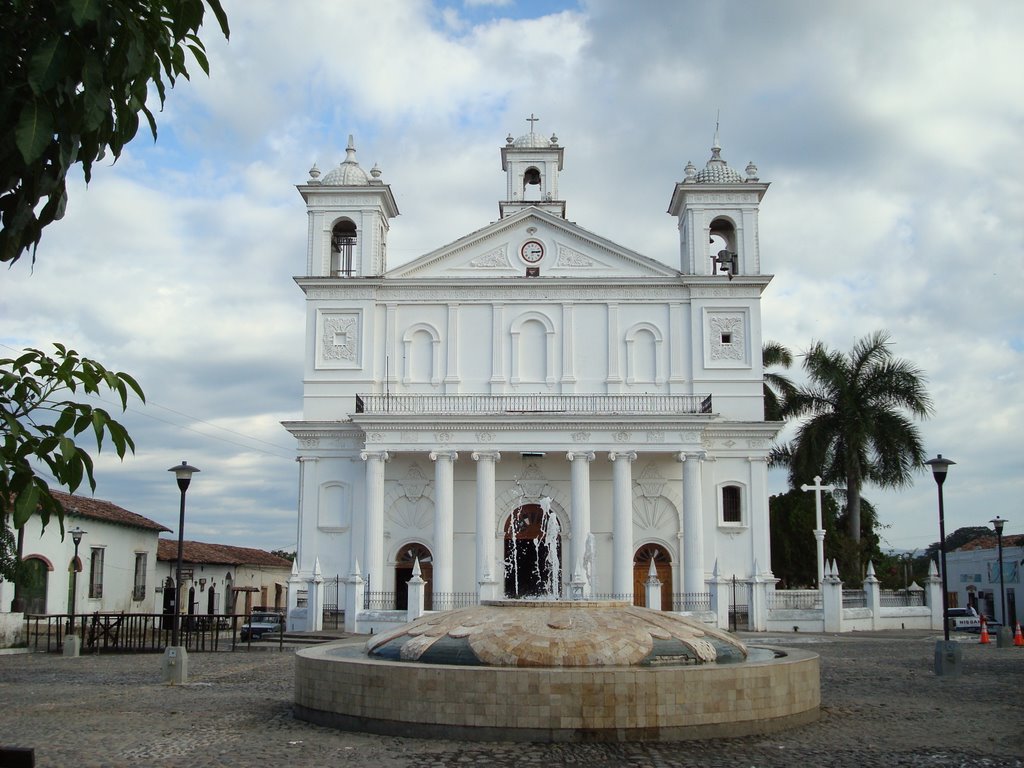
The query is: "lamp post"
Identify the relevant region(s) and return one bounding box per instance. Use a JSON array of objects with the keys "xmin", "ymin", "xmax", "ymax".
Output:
[
  {"xmin": 68, "ymin": 525, "xmax": 85, "ymax": 633},
  {"xmin": 62, "ymin": 523, "xmax": 86, "ymax": 657},
  {"xmin": 989, "ymin": 516, "xmax": 1011, "ymax": 646},
  {"xmin": 925, "ymin": 454, "xmax": 957, "ymax": 676},
  {"xmin": 164, "ymin": 461, "xmax": 199, "ymax": 684}
]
